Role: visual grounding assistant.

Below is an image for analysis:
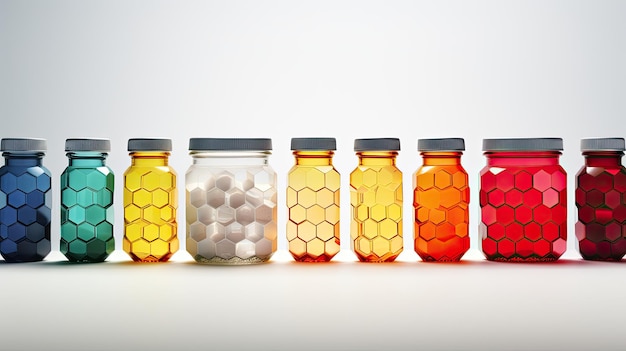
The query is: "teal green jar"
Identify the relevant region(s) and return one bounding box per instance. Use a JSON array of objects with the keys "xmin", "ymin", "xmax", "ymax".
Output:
[{"xmin": 60, "ymin": 138, "xmax": 114, "ymax": 262}]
